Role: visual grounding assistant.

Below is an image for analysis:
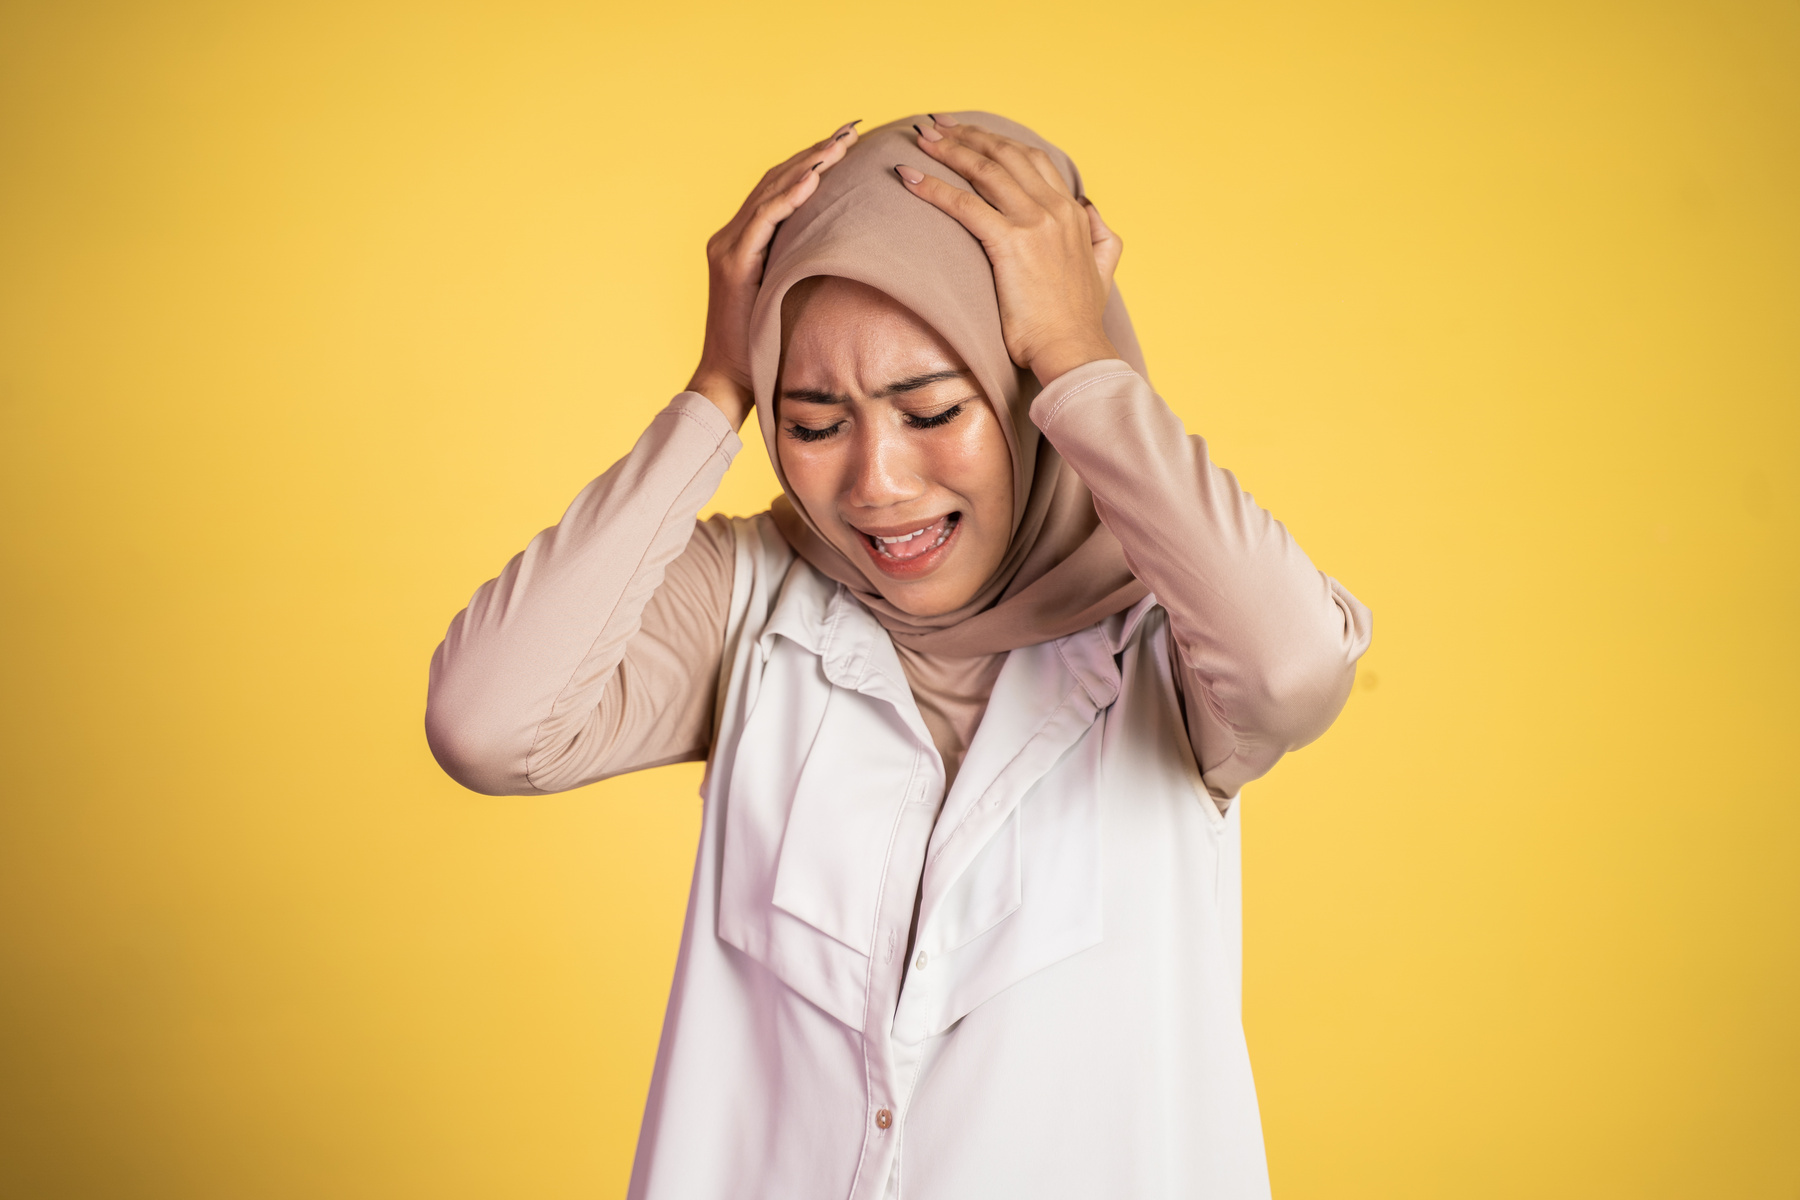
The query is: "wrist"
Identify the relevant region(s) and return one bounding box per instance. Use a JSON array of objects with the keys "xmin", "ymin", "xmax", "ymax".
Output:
[
  {"xmin": 1028, "ymin": 331, "xmax": 1120, "ymax": 388},
  {"xmin": 685, "ymin": 364, "xmax": 754, "ymax": 428}
]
